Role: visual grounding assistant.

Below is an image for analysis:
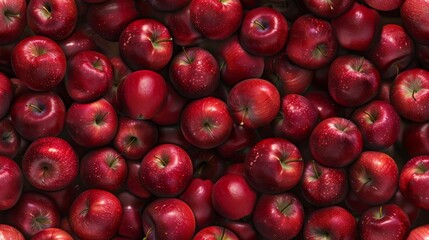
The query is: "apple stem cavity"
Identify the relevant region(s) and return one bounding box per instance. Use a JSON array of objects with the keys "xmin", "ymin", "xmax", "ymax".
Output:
[
  {"xmin": 143, "ymin": 227, "xmax": 153, "ymax": 240},
  {"xmin": 363, "ymin": 111, "xmax": 377, "ymax": 123},
  {"xmin": 312, "ymin": 160, "xmax": 321, "ymax": 179},
  {"xmin": 154, "ymin": 155, "xmax": 169, "ymax": 168},
  {"xmin": 279, "ymin": 199, "xmax": 295, "ymax": 215},
  {"xmin": 41, "ymin": 5, "xmax": 52, "ymax": 19},
  {"xmin": 253, "ymin": 20, "xmax": 266, "ymax": 30},
  {"xmin": 94, "ymin": 112, "xmax": 109, "ymax": 125},
  {"xmin": 27, "ymin": 104, "xmax": 44, "ymax": 113},
  {"xmin": 376, "ymin": 205, "xmax": 384, "ymax": 219},
  {"xmin": 32, "ymin": 215, "xmax": 51, "ymax": 231},
  {"xmin": 417, "ymin": 163, "xmax": 428, "ymax": 174},
  {"xmin": 92, "ymin": 58, "xmax": 104, "ymax": 71},
  {"xmin": 4, "ymin": 10, "xmax": 20, "ymax": 20}
]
